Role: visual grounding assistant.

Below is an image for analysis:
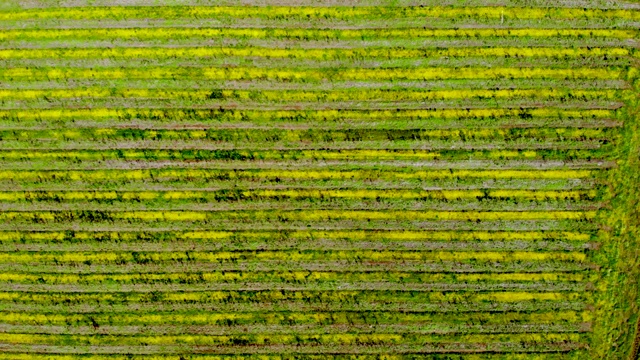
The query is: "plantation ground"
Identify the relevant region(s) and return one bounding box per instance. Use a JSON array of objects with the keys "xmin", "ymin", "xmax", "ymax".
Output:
[{"xmin": 0, "ymin": 1, "xmax": 639, "ymax": 359}]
